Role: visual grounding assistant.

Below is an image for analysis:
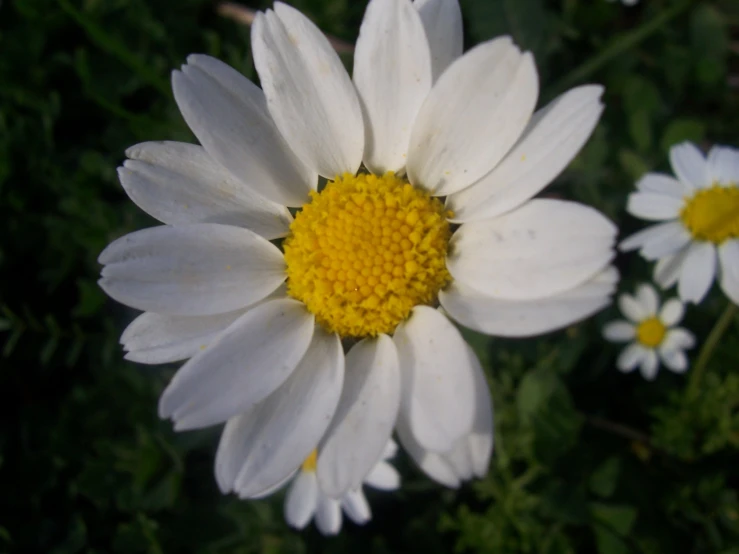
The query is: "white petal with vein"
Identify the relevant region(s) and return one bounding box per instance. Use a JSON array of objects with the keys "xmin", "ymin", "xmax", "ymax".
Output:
[
  {"xmin": 414, "ymin": 0, "xmax": 463, "ymax": 81},
  {"xmin": 354, "ymin": 0, "xmax": 432, "ymax": 174},
  {"xmin": 448, "ymin": 85, "xmax": 604, "ymax": 222},
  {"xmin": 317, "ymin": 334, "xmax": 400, "ymax": 497},
  {"xmin": 448, "ymin": 199, "xmax": 616, "ymax": 301},
  {"xmin": 252, "ymin": 5, "xmax": 364, "ymax": 177},
  {"xmin": 120, "ymin": 141, "xmax": 292, "ymax": 239},
  {"xmin": 172, "ymin": 55, "xmax": 315, "ymax": 207},
  {"xmin": 158, "ymin": 298, "xmax": 315, "ymax": 429},
  {"xmin": 407, "ymin": 37, "xmax": 539, "ymax": 196},
  {"xmin": 394, "ymin": 306, "xmax": 476, "ymax": 452},
  {"xmin": 441, "ymin": 266, "xmax": 618, "ymax": 337},
  {"xmin": 98, "ymin": 224, "xmax": 286, "ymax": 316}
]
